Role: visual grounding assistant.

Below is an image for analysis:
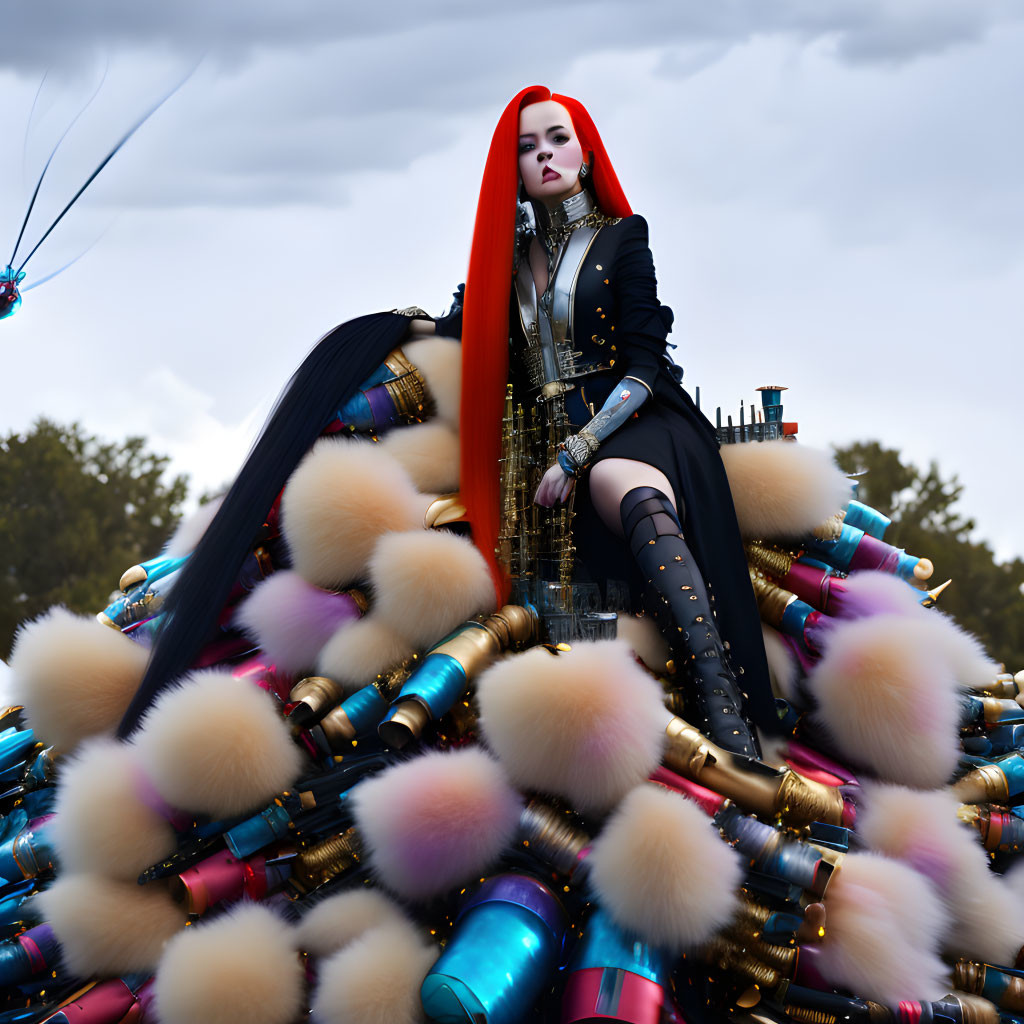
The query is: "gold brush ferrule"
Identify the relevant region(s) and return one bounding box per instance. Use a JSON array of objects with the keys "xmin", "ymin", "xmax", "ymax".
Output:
[
  {"xmin": 953, "ymin": 764, "xmax": 1010, "ymax": 805},
  {"xmin": 289, "ymin": 676, "xmax": 346, "ymax": 724},
  {"xmin": 749, "ymin": 941, "xmax": 798, "ymax": 974},
  {"xmin": 425, "ymin": 493, "xmax": 469, "ymax": 529},
  {"xmin": 318, "ymin": 660, "xmax": 419, "ymax": 752},
  {"xmin": 980, "ymin": 697, "xmax": 1024, "ymax": 723},
  {"xmin": 294, "ymin": 828, "xmax": 361, "ymax": 888},
  {"xmin": 749, "ymin": 572, "xmax": 798, "ymax": 629},
  {"xmin": 784, "ymin": 1006, "xmax": 837, "ymax": 1024},
  {"xmin": 978, "ymin": 674, "xmax": 1021, "ymax": 698},
  {"xmin": 955, "ymin": 962, "xmax": 1024, "ymax": 1013},
  {"xmin": 735, "ymin": 894, "xmax": 774, "ymax": 929},
  {"xmin": 0, "ymin": 706, "xmax": 24, "ymax": 727},
  {"xmin": 806, "ymin": 843, "xmax": 845, "ymax": 898},
  {"xmin": 745, "ymin": 542, "xmax": 796, "ymax": 579},
  {"xmin": 662, "ymin": 715, "xmax": 845, "ymax": 827},
  {"xmin": 317, "ymin": 706, "xmax": 356, "ymax": 747},
  {"xmin": 949, "ymin": 995, "xmax": 1002, "ymax": 1024},
  {"xmin": 382, "ymin": 347, "xmax": 430, "ymax": 422},
  {"xmin": 483, "ymin": 604, "xmax": 539, "ymax": 650},
  {"xmin": 377, "ymin": 699, "xmax": 432, "ymax": 747},
  {"xmin": 955, "ymin": 960, "xmax": 984, "ymax": 995},
  {"xmin": 703, "ymin": 936, "xmax": 782, "ymax": 990},
  {"xmin": 663, "ymin": 716, "xmax": 715, "ymax": 776},
  {"xmin": 119, "ymin": 564, "xmax": 147, "ymax": 592},
  {"xmin": 518, "ymin": 800, "xmax": 591, "ymax": 876},
  {"xmin": 426, "ymin": 605, "xmax": 538, "ymax": 677}
]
